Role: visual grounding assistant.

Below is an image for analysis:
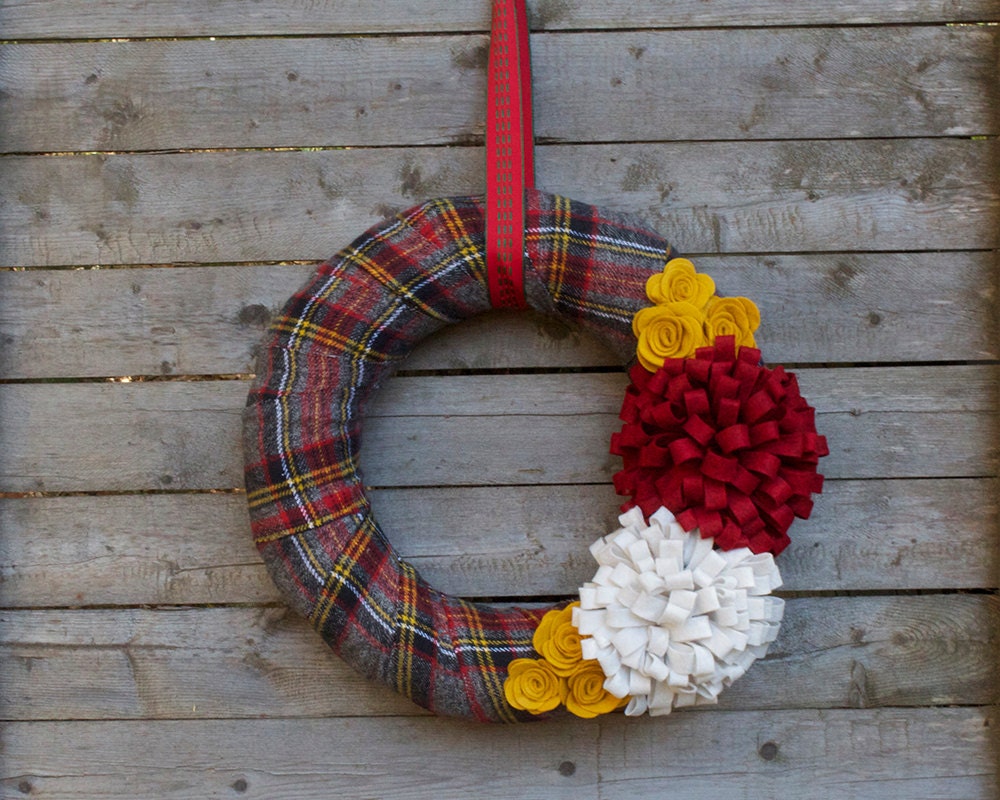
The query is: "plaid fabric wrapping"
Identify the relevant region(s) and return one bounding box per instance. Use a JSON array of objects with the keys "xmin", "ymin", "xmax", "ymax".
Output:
[{"xmin": 243, "ymin": 189, "xmax": 675, "ymax": 722}]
